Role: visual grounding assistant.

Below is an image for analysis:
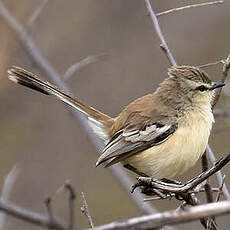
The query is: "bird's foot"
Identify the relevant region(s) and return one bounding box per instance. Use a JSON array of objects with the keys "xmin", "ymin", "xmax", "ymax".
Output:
[{"xmin": 131, "ymin": 177, "xmax": 185, "ymax": 199}]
